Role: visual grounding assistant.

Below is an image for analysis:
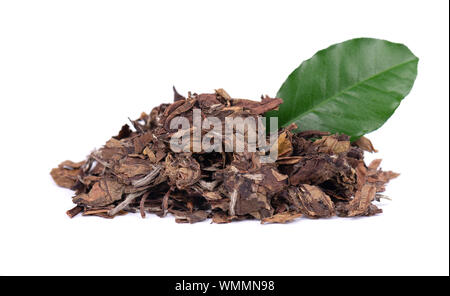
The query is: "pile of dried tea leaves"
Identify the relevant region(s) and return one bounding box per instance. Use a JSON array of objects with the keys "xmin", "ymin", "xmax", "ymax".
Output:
[{"xmin": 51, "ymin": 88, "xmax": 399, "ymax": 223}]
